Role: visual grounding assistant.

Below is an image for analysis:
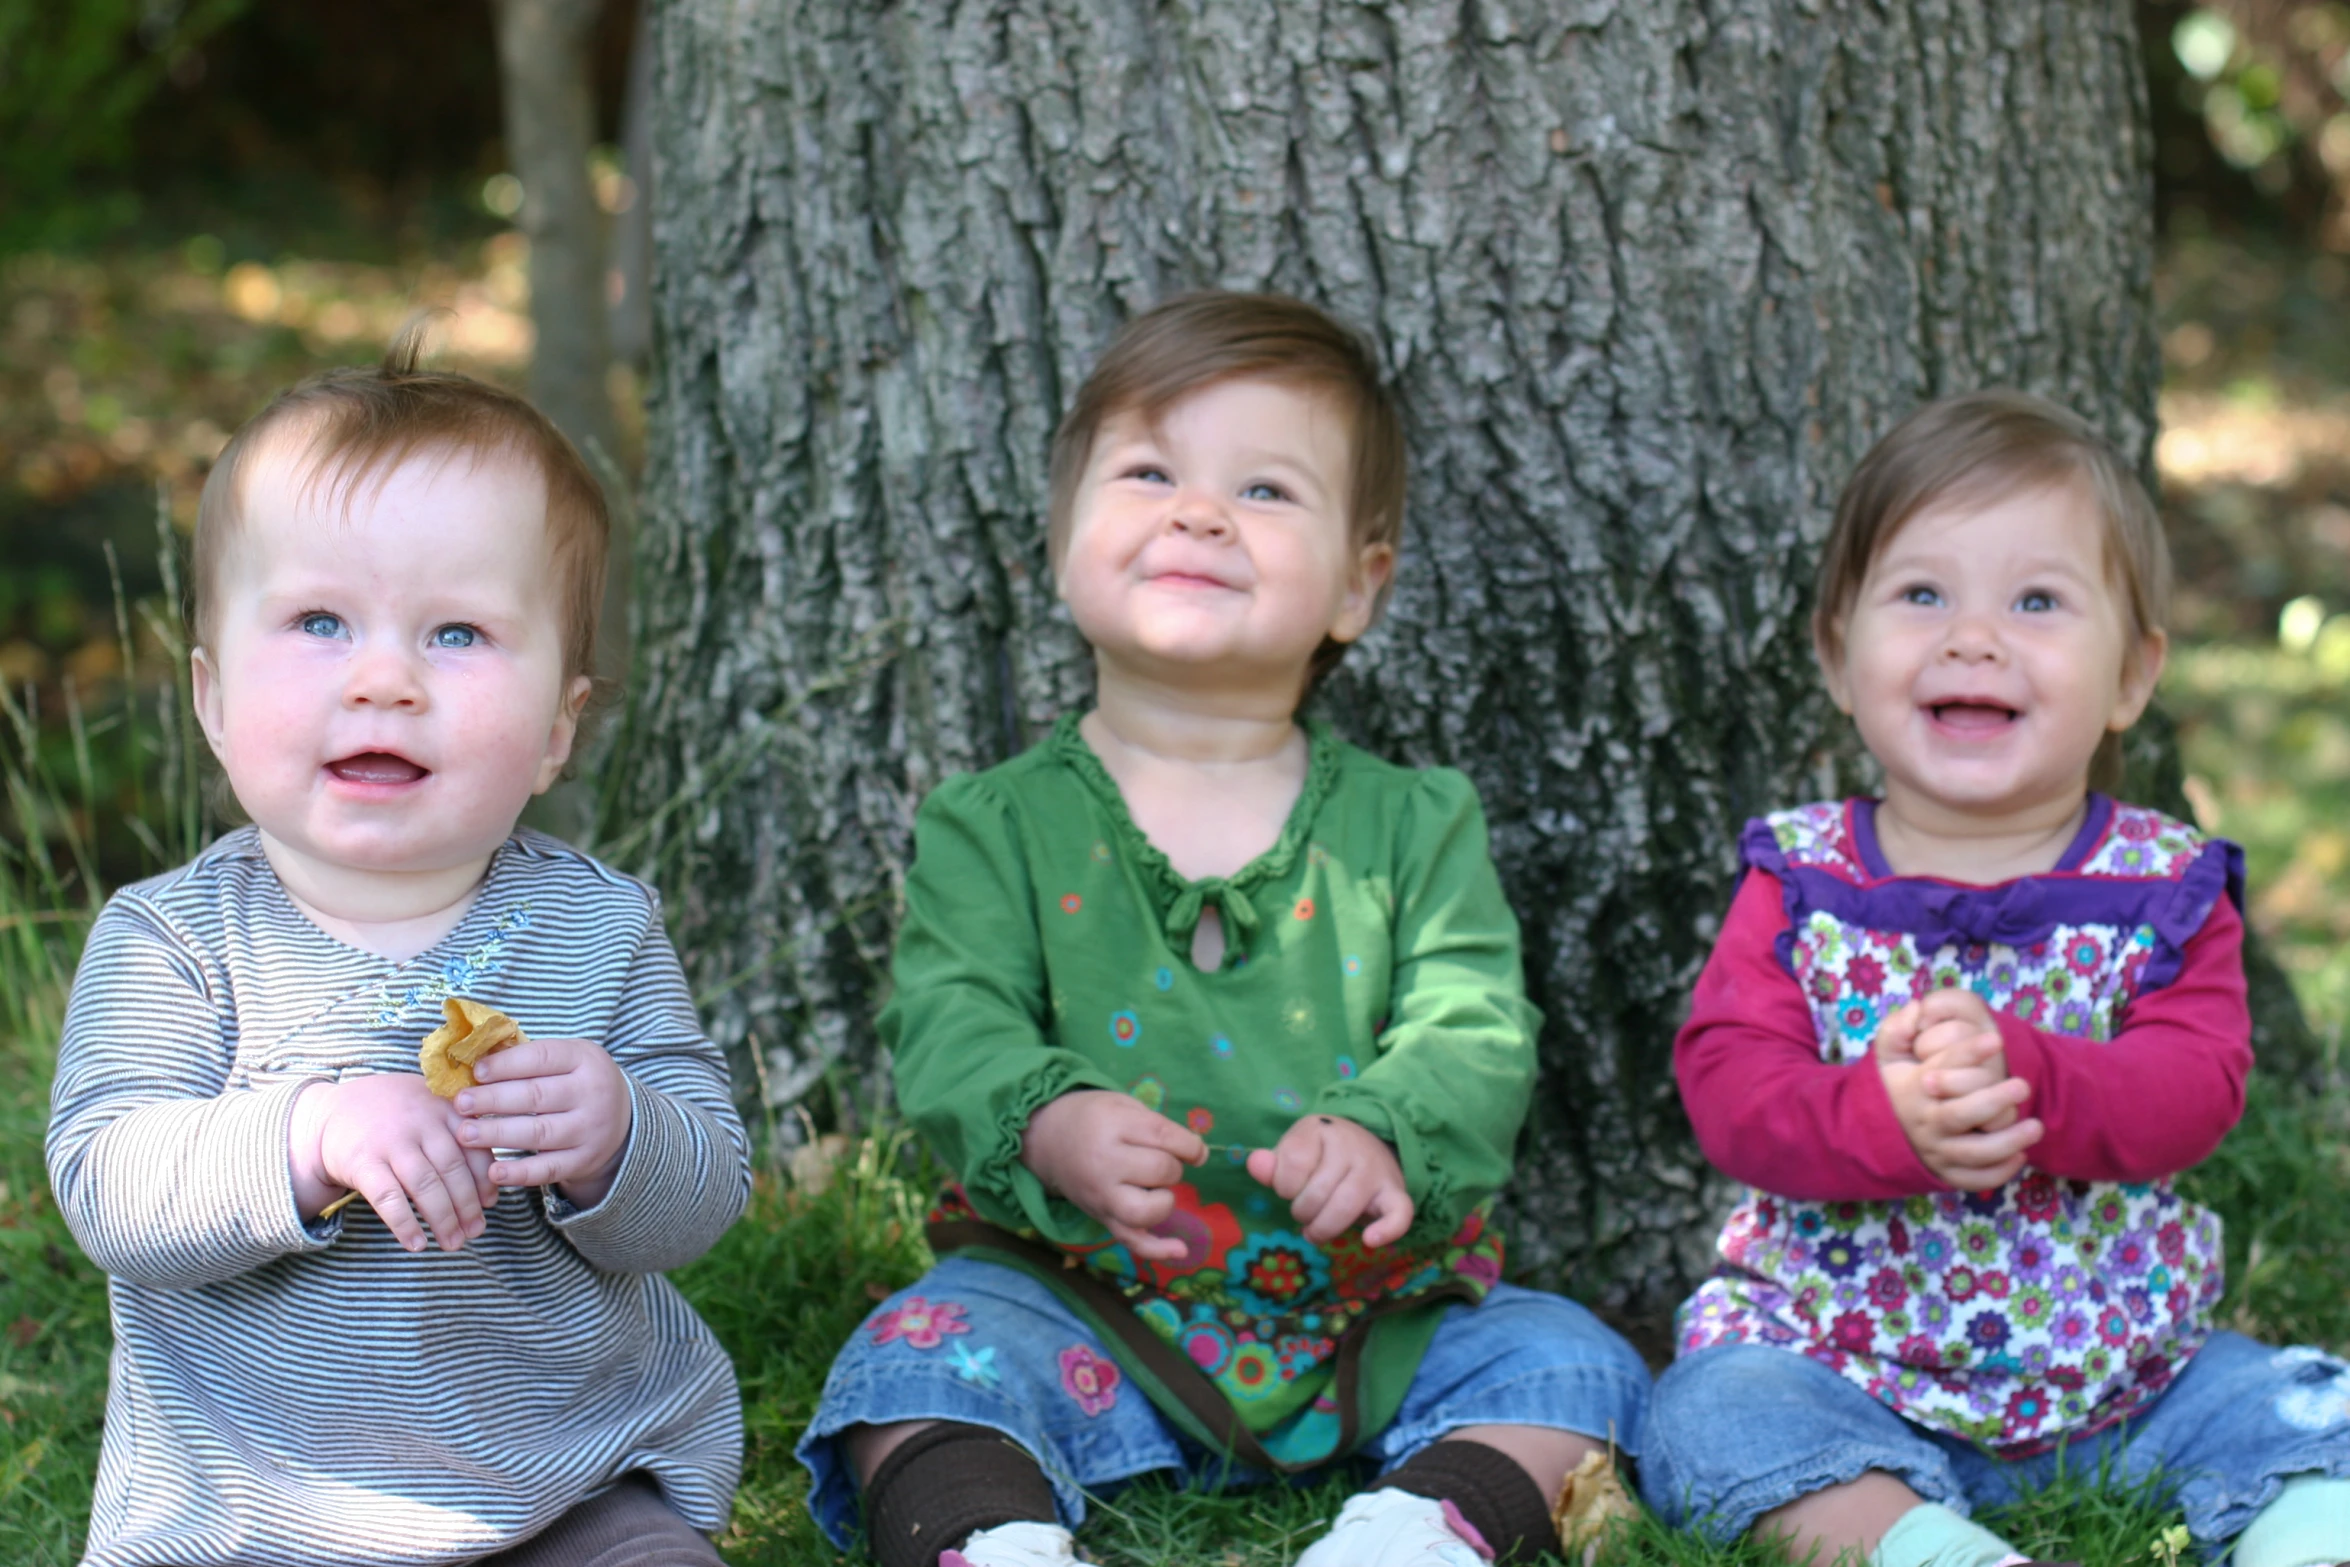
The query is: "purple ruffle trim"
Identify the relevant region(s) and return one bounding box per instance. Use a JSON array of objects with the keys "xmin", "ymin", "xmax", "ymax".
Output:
[{"xmin": 1743, "ymin": 800, "xmax": 2245, "ymax": 994}]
